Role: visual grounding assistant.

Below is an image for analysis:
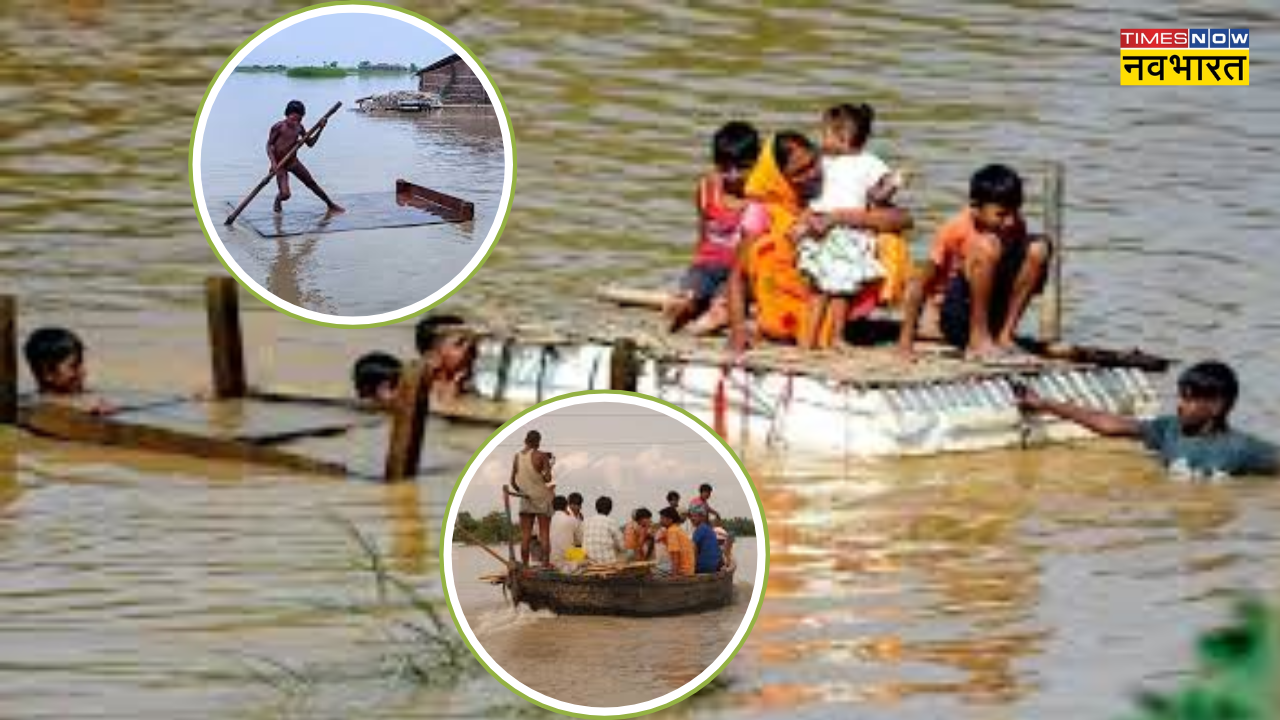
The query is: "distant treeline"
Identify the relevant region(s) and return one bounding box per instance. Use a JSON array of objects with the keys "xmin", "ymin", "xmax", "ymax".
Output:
[
  {"xmin": 236, "ymin": 60, "xmax": 418, "ymax": 77},
  {"xmin": 452, "ymin": 511, "xmax": 757, "ymax": 545}
]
